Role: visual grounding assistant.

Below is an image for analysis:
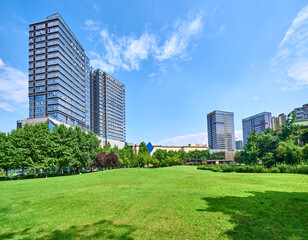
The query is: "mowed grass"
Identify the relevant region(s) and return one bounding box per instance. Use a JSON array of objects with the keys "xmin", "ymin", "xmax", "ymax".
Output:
[{"xmin": 0, "ymin": 166, "xmax": 307, "ymax": 240}]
